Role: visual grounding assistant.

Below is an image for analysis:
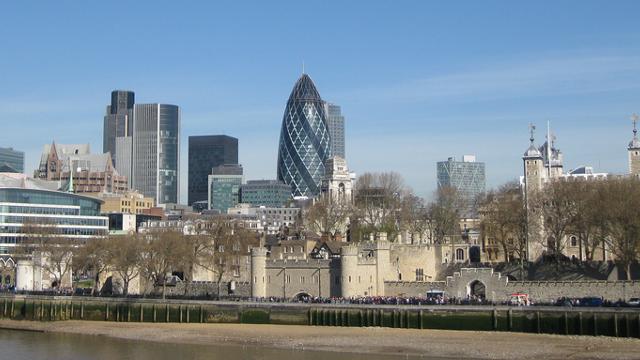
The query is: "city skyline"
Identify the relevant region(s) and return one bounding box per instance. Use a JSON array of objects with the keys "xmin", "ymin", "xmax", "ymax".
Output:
[{"xmin": 1, "ymin": 2, "xmax": 639, "ymax": 203}]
